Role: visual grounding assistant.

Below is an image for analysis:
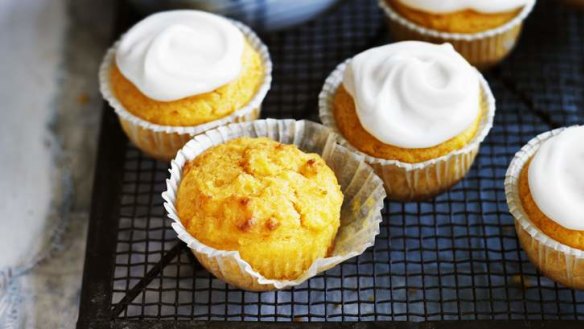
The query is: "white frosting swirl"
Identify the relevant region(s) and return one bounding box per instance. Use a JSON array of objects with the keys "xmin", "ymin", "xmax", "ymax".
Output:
[
  {"xmin": 342, "ymin": 41, "xmax": 480, "ymax": 149},
  {"xmin": 115, "ymin": 10, "xmax": 245, "ymax": 102},
  {"xmin": 528, "ymin": 126, "xmax": 584, "ymax": 231},
  {"xmin": 397, "ymin": 0, "xmax": 532, "ymax": 14}
]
